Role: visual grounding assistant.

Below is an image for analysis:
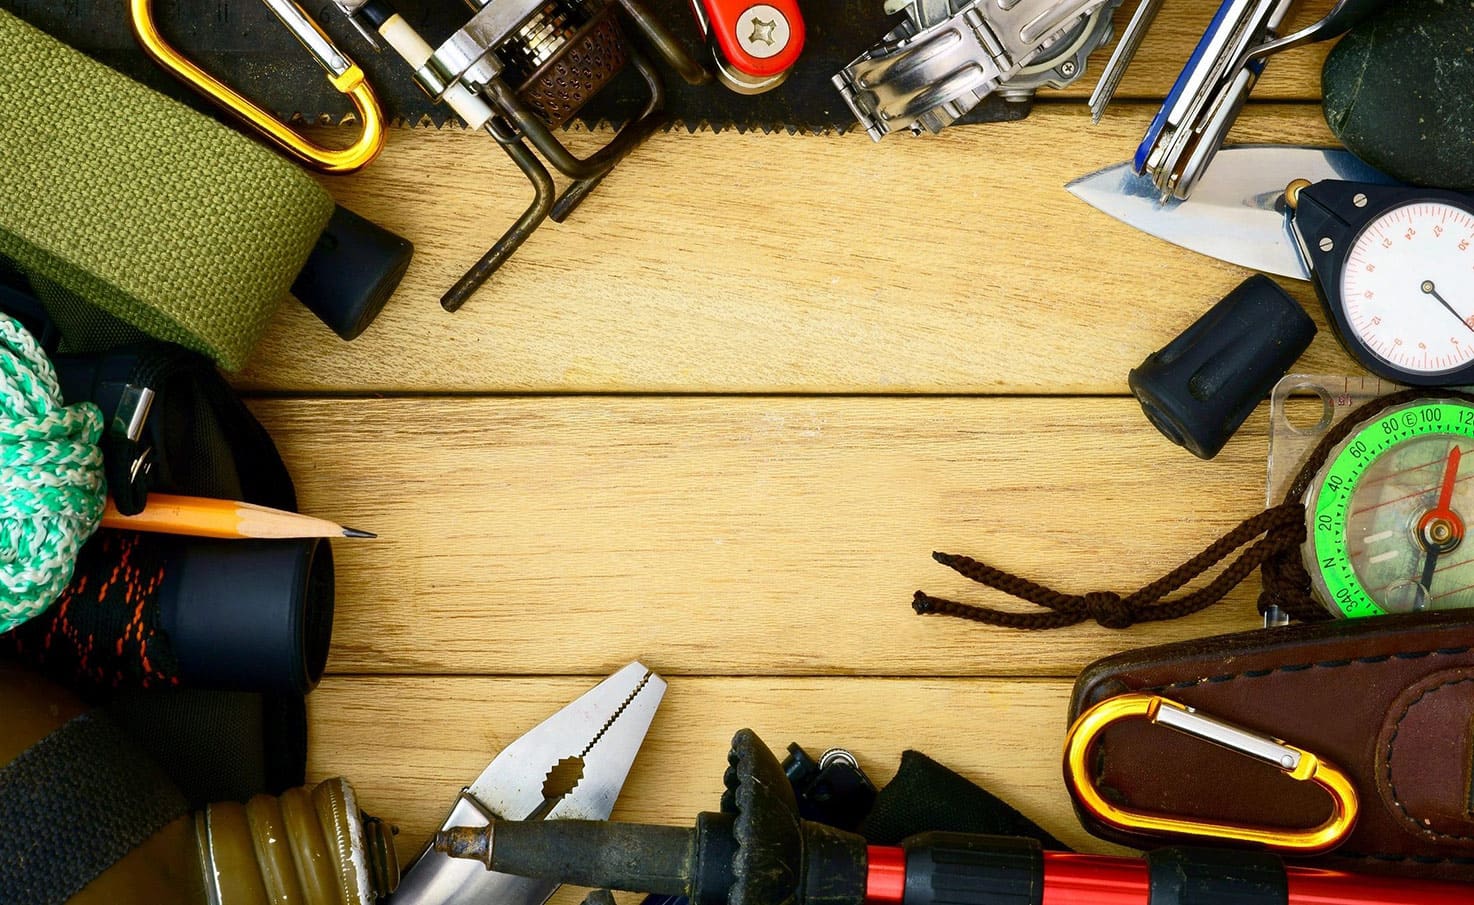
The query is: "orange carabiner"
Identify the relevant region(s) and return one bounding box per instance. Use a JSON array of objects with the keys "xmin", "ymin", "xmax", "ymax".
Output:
[
  {"xmin": 1063, "ymin": 693, "xmax": 1359, "ymax": 853},
  {"xmin": 130, "ymin": 0, "xmax": 384, "ymax": 174}
]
